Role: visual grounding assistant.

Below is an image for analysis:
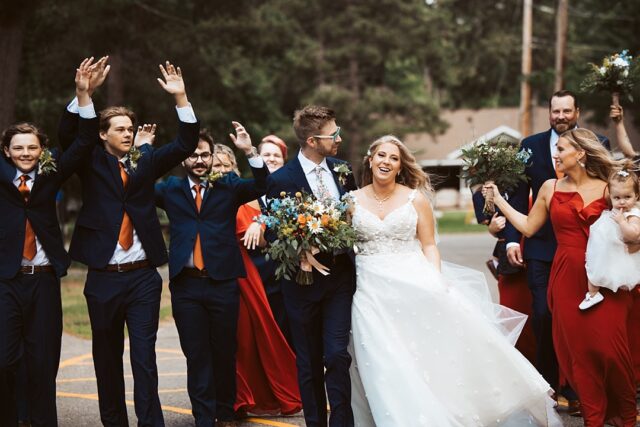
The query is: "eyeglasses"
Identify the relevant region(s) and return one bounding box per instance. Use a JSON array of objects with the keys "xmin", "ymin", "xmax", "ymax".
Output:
[
  {"xmin": 313, "ymin": 127, "xmax": 341, "ymax": 142},
  {"xmin": 187, "ymin": 152, "xmax": 212, "ymax": 162}
]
